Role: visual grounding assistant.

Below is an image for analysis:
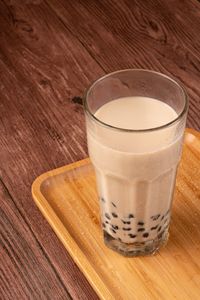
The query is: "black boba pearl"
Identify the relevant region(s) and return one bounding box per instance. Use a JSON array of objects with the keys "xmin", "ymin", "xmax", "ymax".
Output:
[
  {"xmin": 111, "ymin": 228, "xmax": 116, "ymax": 234},
  {"xmin": 112, "ymin": 212, "xmax": 118, "ymax": 218},
  {"xmin": 138, "ymin": 221, "xmax": 144, "ymax": 226},
  {"xmin": 105, "ymin": 213, "xmax": 111, "ymax": 220},
  {"xmin": 122, "ymin": 220, "xmax": 131, "ymax": 225},
  {"xmin": 112, "ymin": 225, "xmax": 119, "ymax": 230},
  {"xmin": 129, "ymin": 234, "xmax": 137, "ymax": 238},
  {"xmin": 138, "ymin": 228, "xmax": 145, "ymax": 232},
  {"xmin": 143, "ymin": 232, "xmax": 149, "ymax": 238},
  {"xmin": 151, "ymin": 225, "xmax": 158, "ymax": 230},
  {"xmin": 105, "ymin": 221, "xmax": 109, "ymax": 224},
  {"xmin": 123, "ymin": 228, "xmax": 131, "ymax": 231},
  {"xmin": 151, "ymin": 214, "xmax": 160, "ymax": 221},
  {"xmin": 128, "ymin": 214, "xmax": 134, "ymax": 218}
]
